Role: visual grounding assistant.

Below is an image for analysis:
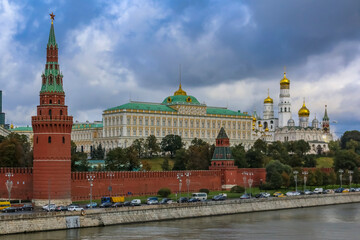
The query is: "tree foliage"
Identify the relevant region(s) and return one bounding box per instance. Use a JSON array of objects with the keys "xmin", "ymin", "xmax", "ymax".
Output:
[
  {"xmin": 161, "ymin": 134, "xmax": 183, "ymax": 158},
  {"xmin": 0, "ymin": 133, "xmax": 32, "ymax": 167},
  {"xmin": 71, "ymin": 141, "xmax": 88, "ymax": 171},
  {"xmin": 90, "ymin": 144, "xmax": 105, "ymax": 159},
  {"xmin": 105, "ymin": 146, "xmax": 140, "ymax": 171},
  {"xmin": 145, "ymin": 135, "xmax": 160, "ymax": 158}
]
